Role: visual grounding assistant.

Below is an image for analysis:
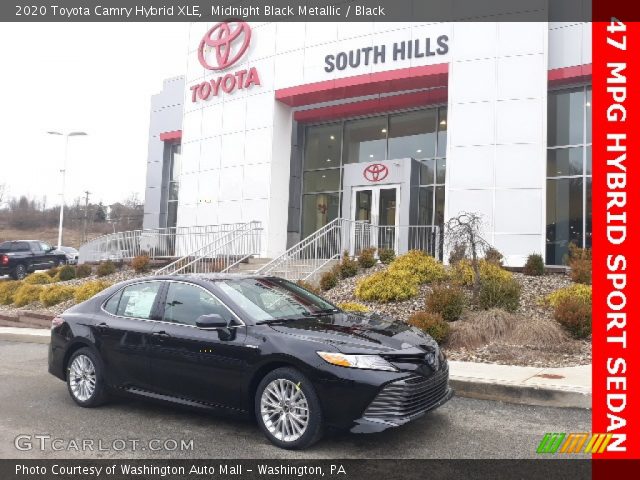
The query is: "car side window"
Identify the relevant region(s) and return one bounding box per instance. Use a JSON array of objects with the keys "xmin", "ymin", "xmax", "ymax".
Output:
[
  {"xmin": 29, "ymin": 242, "xmax": 42, "ymax": 253},
  {"xmin": 14, "ymin": 242, "xmax": 29, "ymax": 252},
  {"xmin": 115, "ymin": 282, "xmax": 162, "ymax": 319},
  {"xmin": 163, "ymin": 282, "xmax": 234, "ymax": 327},
  {"xmin": 103, "ymin": 291, "xmax": 122, "ymax": 315},
  {"xmin": 40, "ymin": 242, "xmax": 51, "ymax": 252}
]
